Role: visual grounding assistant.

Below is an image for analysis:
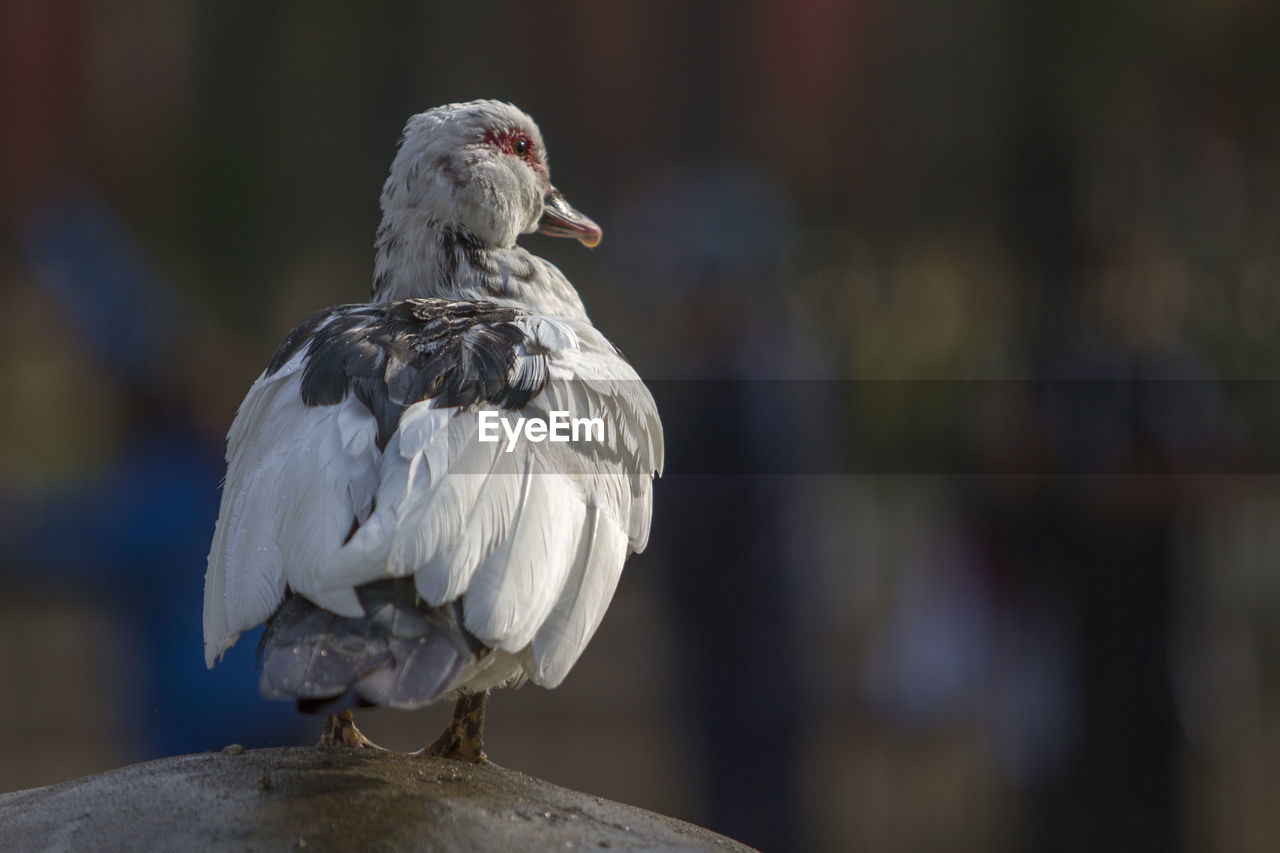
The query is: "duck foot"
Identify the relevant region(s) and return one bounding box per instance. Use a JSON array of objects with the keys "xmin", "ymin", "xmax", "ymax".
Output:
[
  {"xmin": 319, "ymin": 709, "xmax": 387, "ymax": 750},
  {"xmin": 415, "ymin": 691, "xmax": 490, "ymax": 764}
]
